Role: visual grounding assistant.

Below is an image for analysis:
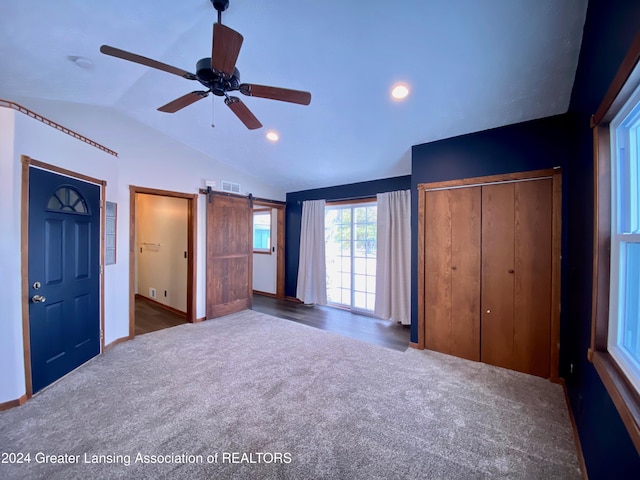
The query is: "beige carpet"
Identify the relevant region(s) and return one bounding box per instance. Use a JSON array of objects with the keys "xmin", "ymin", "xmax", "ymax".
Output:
[{"xmin": 0, "ymin": 310, "xmax": 581, "ymax": 479}]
